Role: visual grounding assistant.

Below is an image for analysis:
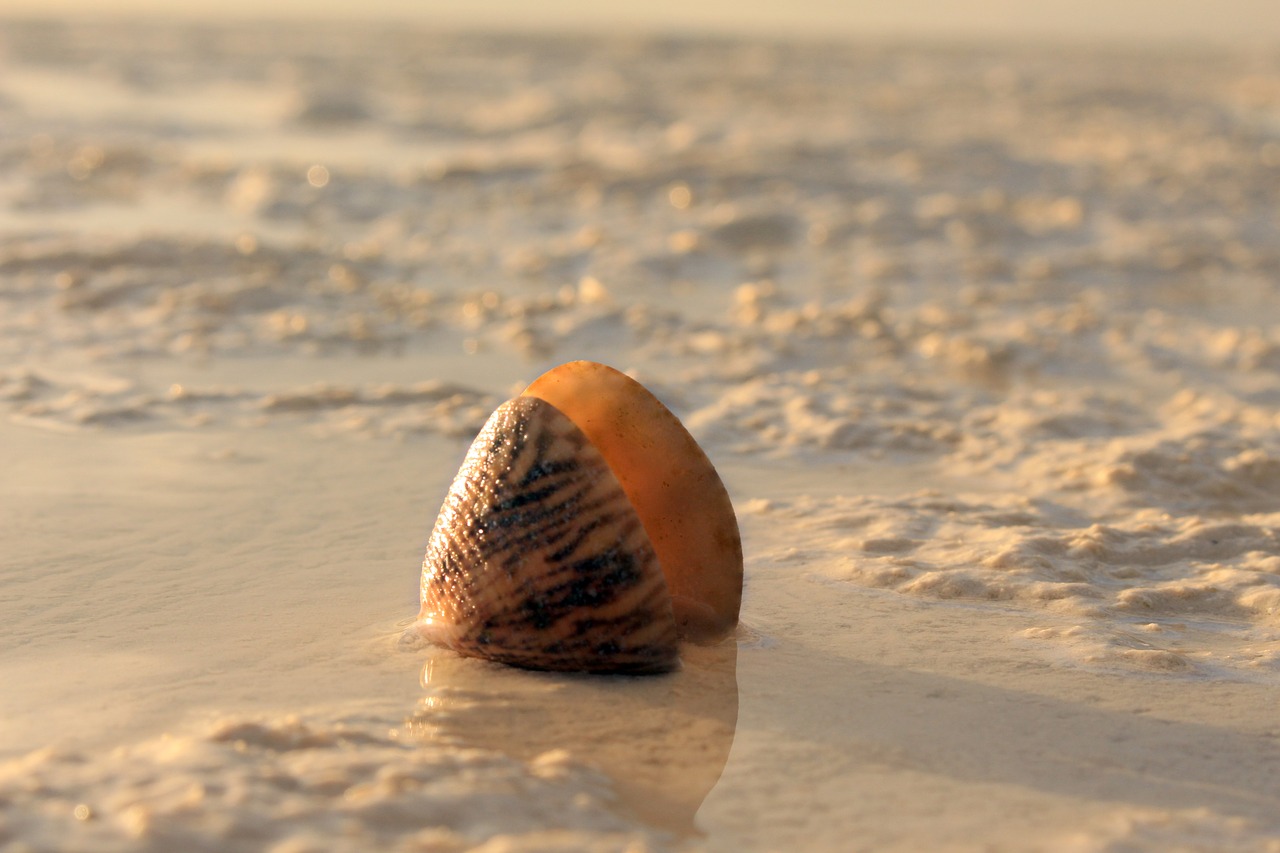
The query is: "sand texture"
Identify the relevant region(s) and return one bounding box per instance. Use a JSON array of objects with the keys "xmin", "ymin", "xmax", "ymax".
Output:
[{"xmin": 2, "ymin": 20, "xmax": 1280, "ymax": 852}]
